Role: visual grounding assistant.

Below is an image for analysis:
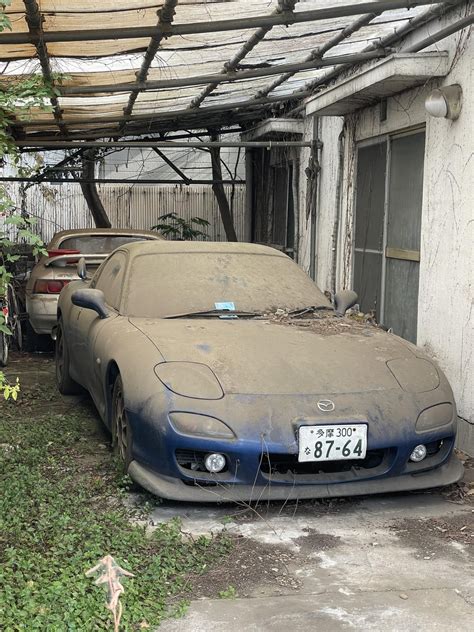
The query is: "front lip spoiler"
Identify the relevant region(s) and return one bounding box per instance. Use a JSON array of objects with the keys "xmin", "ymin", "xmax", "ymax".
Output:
[{"xmin": 128, "ymin": 453, "xmax": 464, "ymax": 503}]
